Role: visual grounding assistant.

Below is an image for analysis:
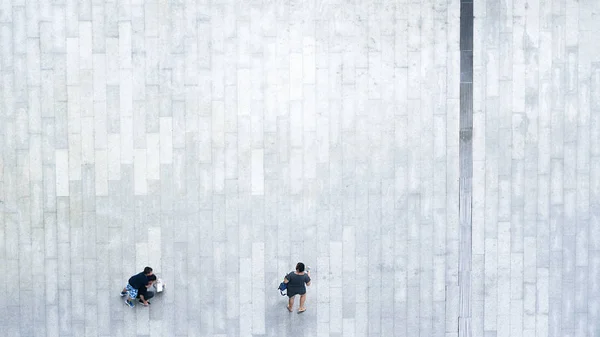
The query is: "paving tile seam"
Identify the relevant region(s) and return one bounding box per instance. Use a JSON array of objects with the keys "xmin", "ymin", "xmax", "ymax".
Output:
[{"xmin": 458, "ymin": 1, "xmax": 474, "ymax": 337}]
